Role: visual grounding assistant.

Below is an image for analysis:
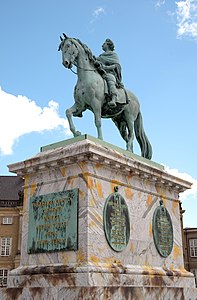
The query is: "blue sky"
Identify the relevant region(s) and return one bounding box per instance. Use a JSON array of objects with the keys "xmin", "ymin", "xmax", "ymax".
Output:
[{"xmin": 0, "ymin": 0, "xmax": 197, "ymax": 227}]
